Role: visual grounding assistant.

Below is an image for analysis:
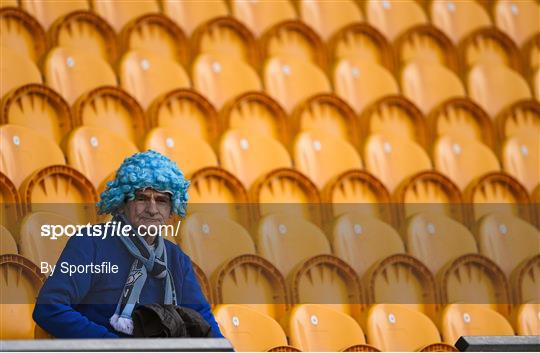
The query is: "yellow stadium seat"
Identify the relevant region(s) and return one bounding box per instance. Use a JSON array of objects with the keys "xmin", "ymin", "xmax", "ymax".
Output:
[
  {"xmin": 405, "ymin": 212, "xmax": 477, "ymax": 275},
  {"xmin": 334, "ymin": 58, "xmax": 398, "ymax": 114},
  {"xmin": 430, "ymin": 0, "xmax": 491, "ymax": 43},
  {"xmin": 0, "ymin": 46, "xmax": 41, "ymax": 99},
  {"xmin": 441, "ymin": 304, "xmax": 514, "ymax": 345},
  {"xmin": 0, "ymin": 254, "xmax": 44, "ymax": 339},
  {"xmin": 367, "ymin": 304, "xmax": 454, "ymax": 352},
  {"xmin": 48, "ymin": 10, "xmax": 117, "ymax": 64},
  {"xmin": 468, "ymin": 63, "xmax": 532, "ymax": 118},
  {"xmin": 332, "ymin": 212, "xmax": 404, "ymax": 278},
  {"xmin": 162, "ymin": 0, "xmax": 228, "ymax": 36},
  {"xmin": 44, "ymin": 47, "xmax": 116, "ymax": 105},
  {"xmin": 495, "ymin": 100, "xmax": 540, "ymax": 142},
  {"xmin": 220, "ymin": 129, "xmax": 291, "ymax": 189},
  {"xmin": 264, "ymin": 55, "xmax": 331, "ymax": 113},
  {"xmin": 20, "ymin": 0, "xmax": 88, "ymax": 29},
  {"xmin": 513, "ymin": 304, "xmax": 540, "ymax": 335},
  {"xmin": 91, "ymin": 0, "xmax": 158, "ymax": 33},
  {"xmin": 293, "ymin": 130, "xmax": 362, "ymax": 190},
  {"xmin": 401, "ymin": 60, "xmax": 465, "ymax": 115},
  {"xmin": 299, "ymin": 0, "xmax": 363, "ymax": 40},
  {"xmin": 144, "ymin": 127, "xmax": 217, "ymax": 176},
  {"xmin": 511, "ymin": 254, "xmax": 539, "ymax": 304},
  {"xmin": 433, "ymin": 135, "xmax": 500, "ymax": 191},
  {"xmin": 147, "ymin": 89, "xmax": 219, "ymax": 144},
  {"xmin": 287, "ymin": 304, "xmax": 376, "ymax": 352},
  {"xmin": 72, "ymin": 86, "xmax": 146, "ymax": 148},
  {"xmin": 365, "ymin": 0, "xmax": 427, "ymax": 41},
  {"xmin": 477, "ymin": 212, "xmax": 540, "ymax": 278},
  {"xmin": 495, "ymin": 0, "xmax": 540, "ymax": 46},
  {"xmin": 0, "ymin": 125, "xmax": 65, "ymax": 189},
  {"xmin": 364, "ymin": 133, "xmax": 432, "ymax": 193},
  {"xmin": 214, "ymin": 305, "xmax": 292, "ymax": 352},
  {"xmin": 192, "ymin": 54, "xmax": 261, "ymax": 109},
  {"xmin": 0, "ymin": 172, "xmax": 21, "ymax": 235},
  {"xmin": 65, "ymin": 126, "xmax": 138, "ymax": 188},
  {"xmin": 119, "ymin": 49, "xmax": 190, "ymax": 109},
  {"xmin": 0, "ymin": 225, "xmax": 17, "ymax": 255},
  {"xmin": 231, "ymin": 0, "xmax": 295, "ymax": 37},
  {"xmin": 191, "ymin": 17, "xmax": 258, "ymax": 67},
  {"xmin": 0, "ymin": 84, "xmax": 72, "ymax": 145},
  {"xmin": 502, "ymin": 134, "xmax": 539, "ymax": 192},
  {"xmin": 0, "ymin": 7, "xmax": 46, "ymax": 62}
]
